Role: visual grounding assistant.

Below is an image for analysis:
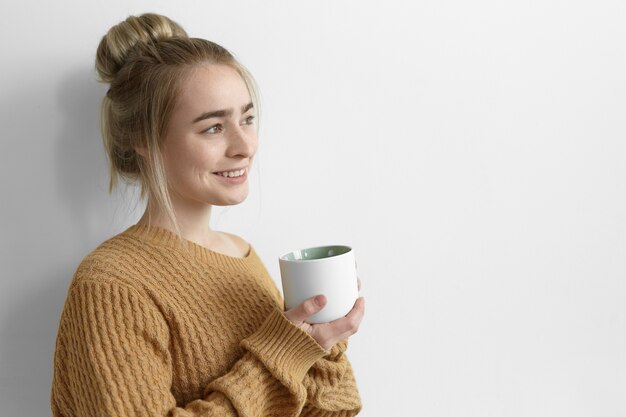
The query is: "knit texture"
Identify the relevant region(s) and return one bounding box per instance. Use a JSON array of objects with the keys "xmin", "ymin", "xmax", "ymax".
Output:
[{"xmin": 50, "ymin": 224, "xmax": 362, "ymax": 417}]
